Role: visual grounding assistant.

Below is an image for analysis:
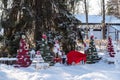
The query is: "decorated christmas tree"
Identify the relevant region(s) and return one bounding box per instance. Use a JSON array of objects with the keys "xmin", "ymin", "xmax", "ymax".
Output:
[
  {"xmin": 16, "ymin": 35, "xmax": 31, "ymax": 67},
  {"xmin": 107, "ymin": 36, "xmax": 115, "ymax": 57},
  {"xmin": 39, "ymin": 33, "xmax": 53, "ymax": 63},
  {"xmin": 86, "ymin": 35, "xmax": 99, "ymax": 63}
]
